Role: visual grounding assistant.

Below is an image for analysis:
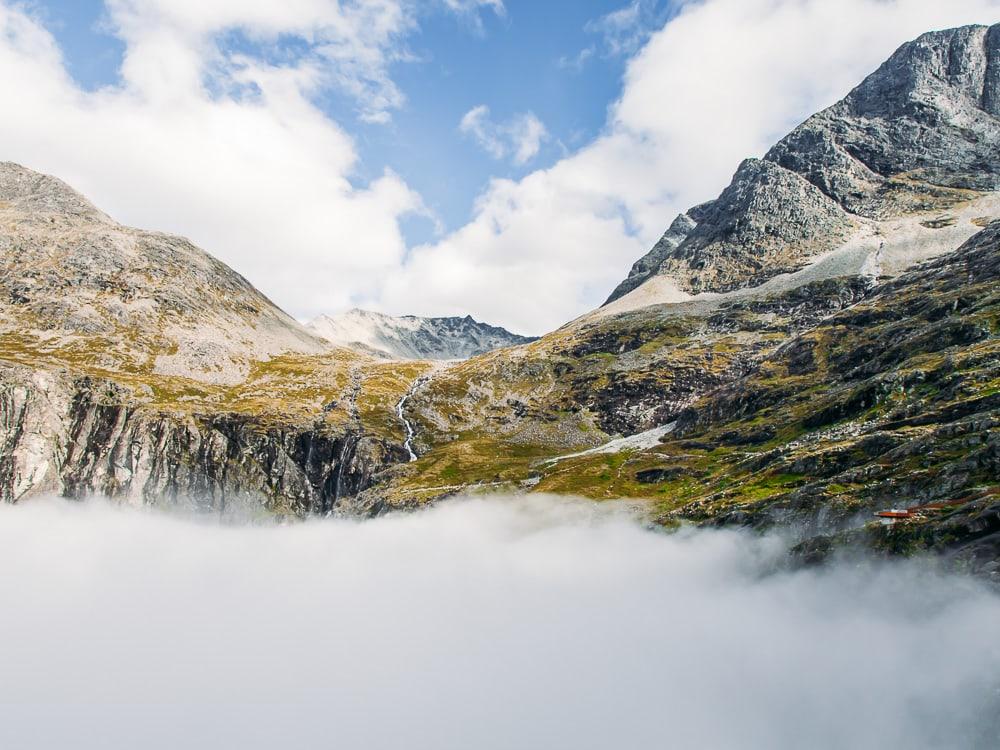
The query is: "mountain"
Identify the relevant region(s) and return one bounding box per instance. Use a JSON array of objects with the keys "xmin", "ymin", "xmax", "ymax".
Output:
[
  {"xmin": 605, "ymin": 24, "xmax": 1000, "ymax": 308},
  {"xmin": 0, "ymin": 161, "xmax": 420, "ymax": 512},
  {"xmin": 0, "ymin": 162, "xmax": 330, "ymax": 385},
  {"xmin": 380, "ymin": 24, "xmax": 1000, "ymax": 581},
  {"xmin": 307, "ymin": 309, "xmax": 535, "ymax": 360},
  {"xmin": 0, "ymin": 24, "xmax": 998, "ymax": 580}
]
